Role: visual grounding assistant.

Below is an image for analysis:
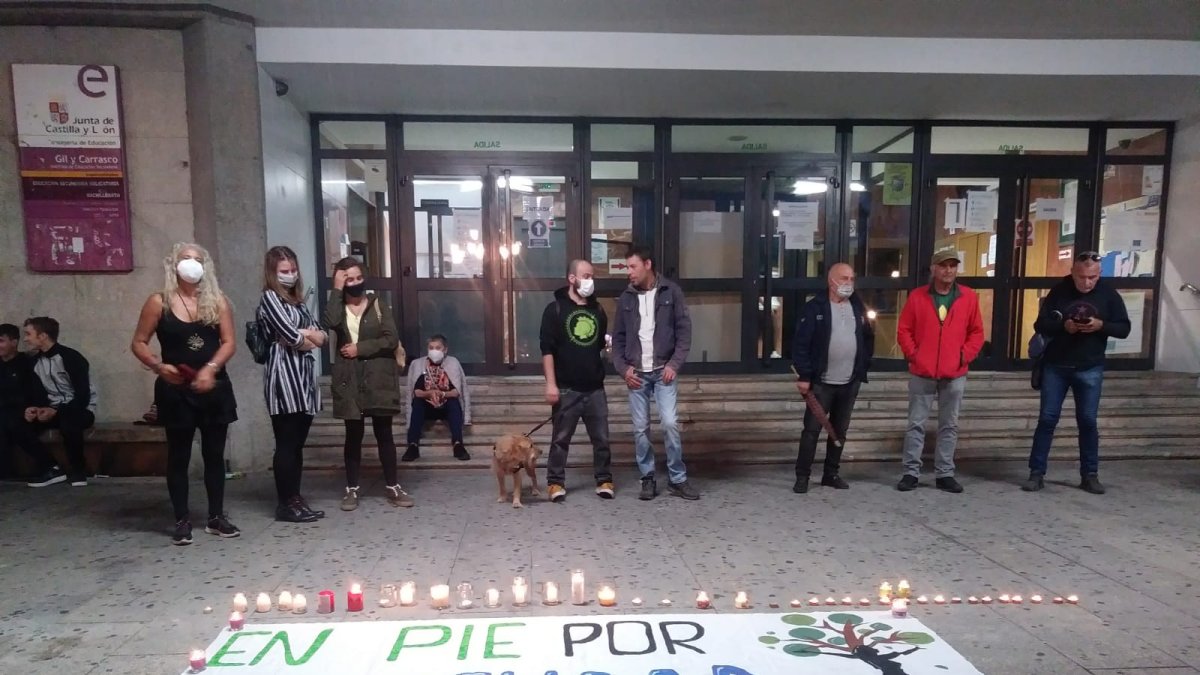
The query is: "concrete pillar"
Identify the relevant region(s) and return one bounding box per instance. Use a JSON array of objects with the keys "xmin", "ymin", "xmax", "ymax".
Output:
[{"xmin": 183, "ymin": 16, "xmax": 273, "ymax": 470}]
